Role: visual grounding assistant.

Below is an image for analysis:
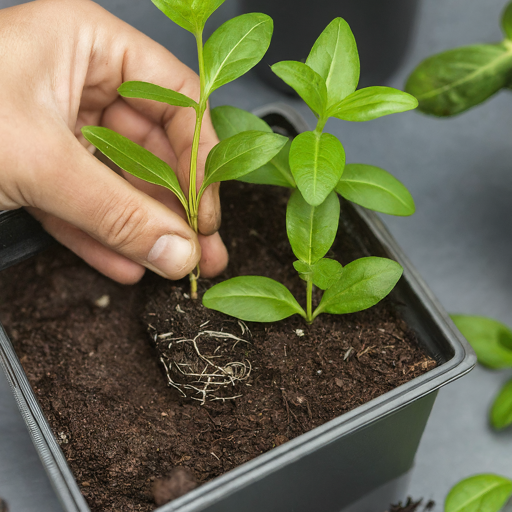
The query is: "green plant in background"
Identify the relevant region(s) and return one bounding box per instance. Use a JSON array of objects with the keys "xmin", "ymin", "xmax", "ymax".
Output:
[
  {"xmin": 203, "ymin": 18, "xmax": 418, "ymax": 324},
  {"xmin": 451, "ymin": 315, "xmax": 512, "ymax": 430},
  {"xmin": 445, "ymin": 474, "xmax": 512, "ymax": 512},
  {"xmin": 405, "ymin": 0, "xmax": 512, "ymax": 116},
  {"xmin": 81, "ymin": 0, "xmax": 288, "ymax": 298}
]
